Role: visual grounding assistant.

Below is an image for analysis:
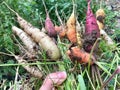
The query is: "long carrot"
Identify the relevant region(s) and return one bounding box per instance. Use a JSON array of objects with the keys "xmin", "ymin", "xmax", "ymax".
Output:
[
  {"xmin": 76, "ymin": 20, "xmax": 83, "ymax": 48},
  {"xmin": 66, "ymin": 0, "xmax": 77, "ymax": 43}
]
